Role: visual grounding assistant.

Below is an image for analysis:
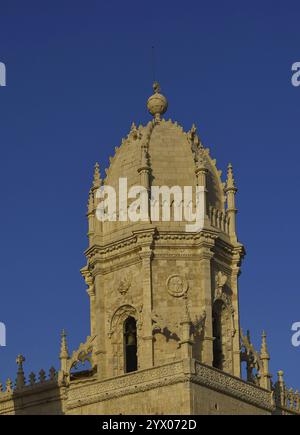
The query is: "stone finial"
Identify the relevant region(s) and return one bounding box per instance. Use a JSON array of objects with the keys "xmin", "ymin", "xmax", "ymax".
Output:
[
  {"xmin": 260, "ymin": 331, "xmax": 270, "ymax": 359},
  {"xmin": 15, "ymin": 354, "xmax": 26, "ymax": 389},
  {"xmin": 226, "ymin": 163, "xmax": 237, "ymax": 192},
  {"xmin": 88, "ymin": 162, "xmax": 101, "ymax": 214},
  {"xmin": 225, "ymin": 163, "xmax": 238, "ymax": 240},
  {"xmin": 29, "ymin": 372, "xmax": 36, "ymax": 386},
  {"xmin": 147, "ymin": 82, "xmax": 168, "ymax": 122},
  {"xmin": 49, "ymin": 367, "xmax": 57, "ymax": 381},
  {"xmin": 278, "ymin": 370, "xmax": 284, "ymax": 384},
  {"xmin": 260, "ymin": 331, "xmax": 272, "ymax": 390},
  {"xmin": 39, "ymin": 369, "xmax": 46, "ymax": 383},
  {"xmin": 129, "ymin": 122, "xmax": 139, "ymax": 140},
  {"xmin": 188, "ymin": 123, "xmax": 201, "ymax": 149},
  {"xmin": 190, "ymin": 123, "xmax": 197, "ymax": 138},
  {"xmin": 92, "ymin": 162, "xmax": 102, "ymax": 189},
  {"xmin": 59, "ymin": 329, "xmax": 69, "ymax": 379},
  {"xmin": 5, "ymin": 378, "xmax": 13, "ymax": 393},
  {"xmin": 60, "ymin": 329, "xmax": 69, "ymax": 360},
  {"xmin": 16, "ymin": 354, "xmax": 25, "ymax": 367},
  {"xmin": 276, "ymin": 370, "xmax": 286, "ymax": 407}
]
